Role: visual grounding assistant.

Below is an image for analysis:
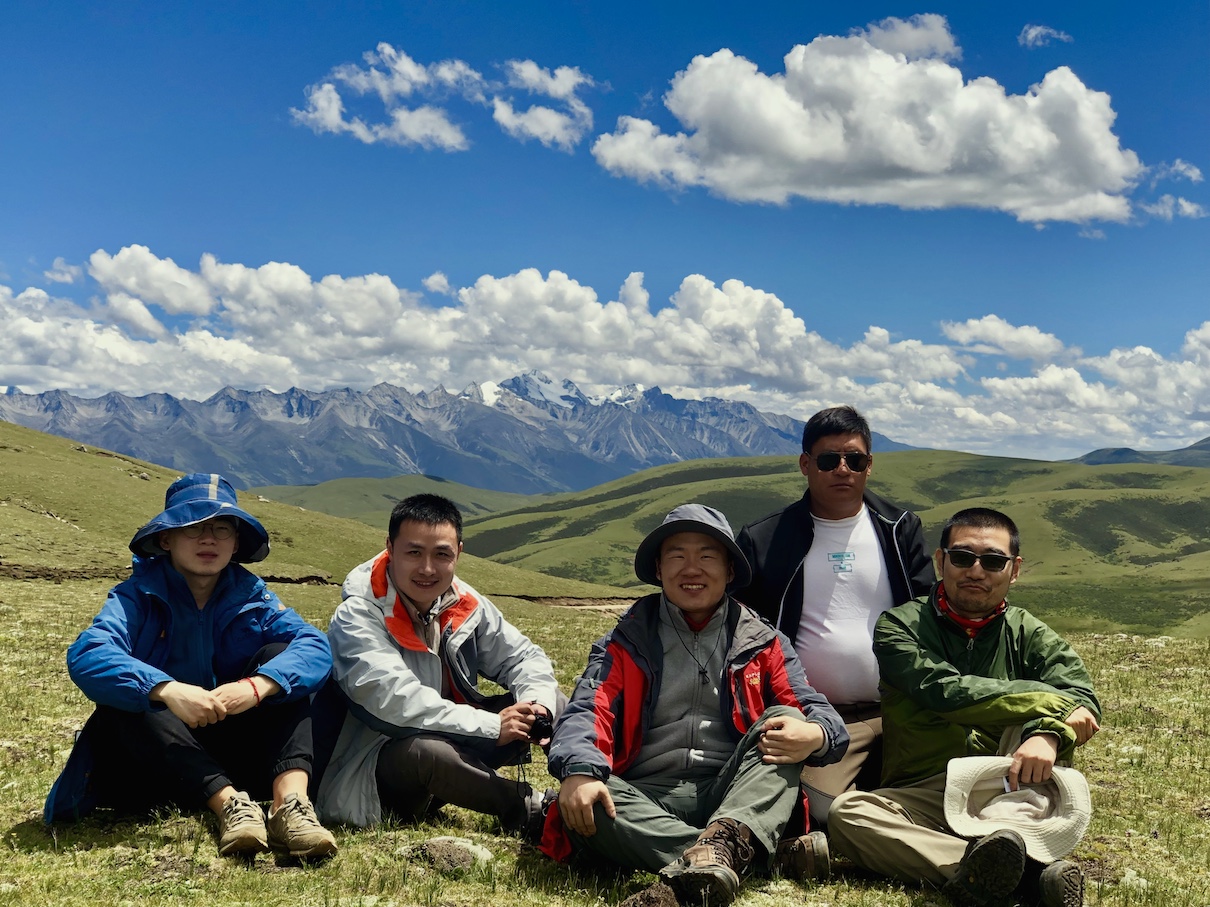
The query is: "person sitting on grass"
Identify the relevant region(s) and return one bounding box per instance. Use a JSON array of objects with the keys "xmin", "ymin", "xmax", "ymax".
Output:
[
  {"xmin": 542, "ymin": 504, "xmax": 849, "ymax": 907},
  {"xmin": 828, "ymin": 507, "xmax": 1101, "ymax": 907},
  {"xmin": 45, "ymin": 473, "xmax": 338, "ymax": 861},
  {"xmin": 317, "ymin": 493, "xmax": 562, "ymax": 840}
]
